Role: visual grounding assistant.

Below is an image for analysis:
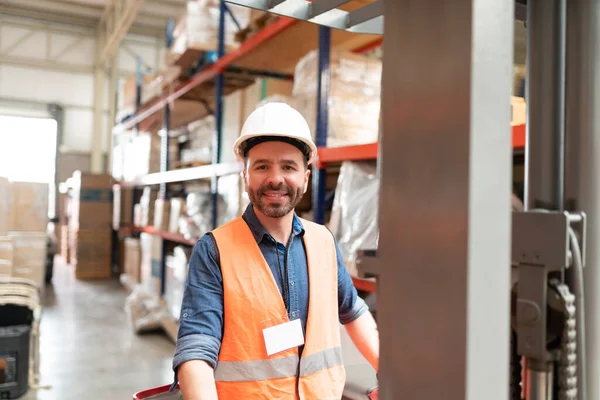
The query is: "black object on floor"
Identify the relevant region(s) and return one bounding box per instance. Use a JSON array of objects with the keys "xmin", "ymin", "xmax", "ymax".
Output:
[{"xmin": 0, "ymin": 325, "xmax": 31, "ymax": 399}]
